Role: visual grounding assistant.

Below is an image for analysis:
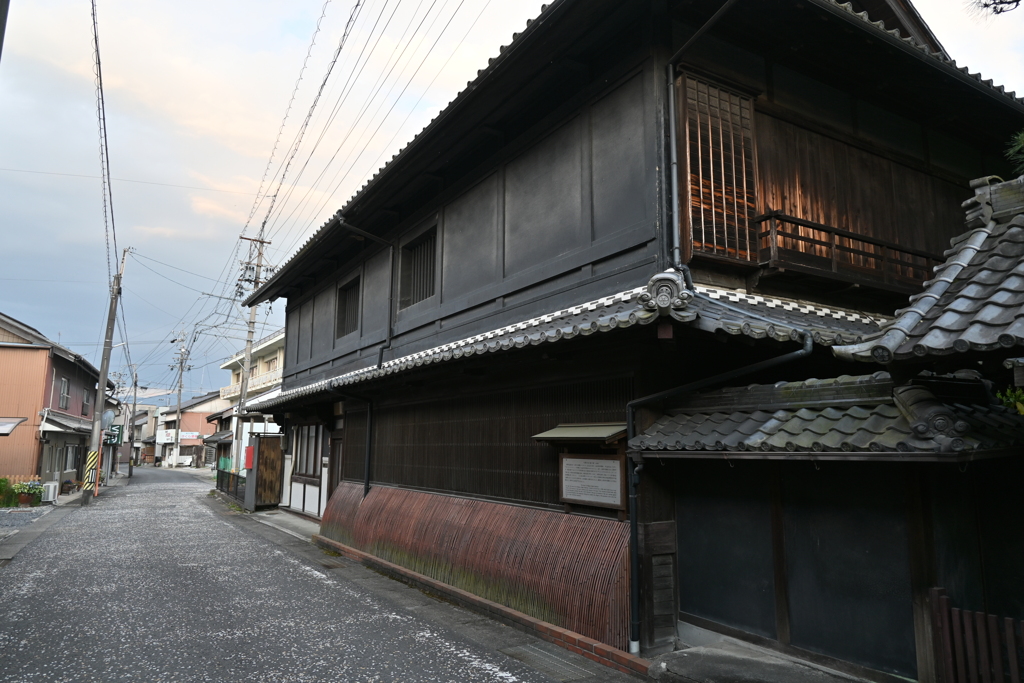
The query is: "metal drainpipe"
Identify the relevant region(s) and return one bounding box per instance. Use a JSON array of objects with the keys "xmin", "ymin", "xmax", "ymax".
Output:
[
  {"xmin": 667, "ymin": 64, "xmax": 683, "ymax": 272},
  {"xmin": 363, "ymin": 399, "xmax": 373, "ymax": 497},
  {"xmin": 377, "ymin": 243, "xmax": 395, "ymax": 369},
  {"xmin": 633, "ymin": 1, "xmax": 748, "ymax": 648},
  {"xmin": 625, "ymin": 330, "xmax": 812, "ymax": 654}
]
